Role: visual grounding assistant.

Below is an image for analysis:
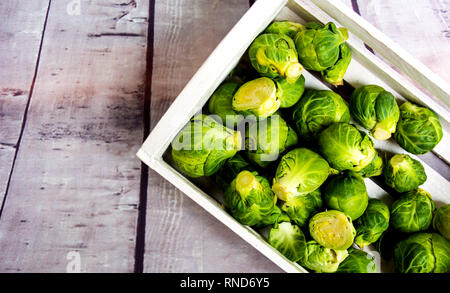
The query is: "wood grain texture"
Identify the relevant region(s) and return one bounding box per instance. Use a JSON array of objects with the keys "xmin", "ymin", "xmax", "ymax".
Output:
[
  {"xmin": 310, "ymin": 0, "xmax": 450, "ymax": 115},
  {"xmin": 0, "ymin": 0, "xmax": 49, "ymax": 201},
  {"xmin": 354, "ymin": 0, "xmax": 450, "ymax": 84},
  {"xmin": 144, "ymin": 0, "xmax": 282, "ymax": 273},
  {"xmin": 0, "ymin": 0, "xmax": 148, "ymax": 272}
]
